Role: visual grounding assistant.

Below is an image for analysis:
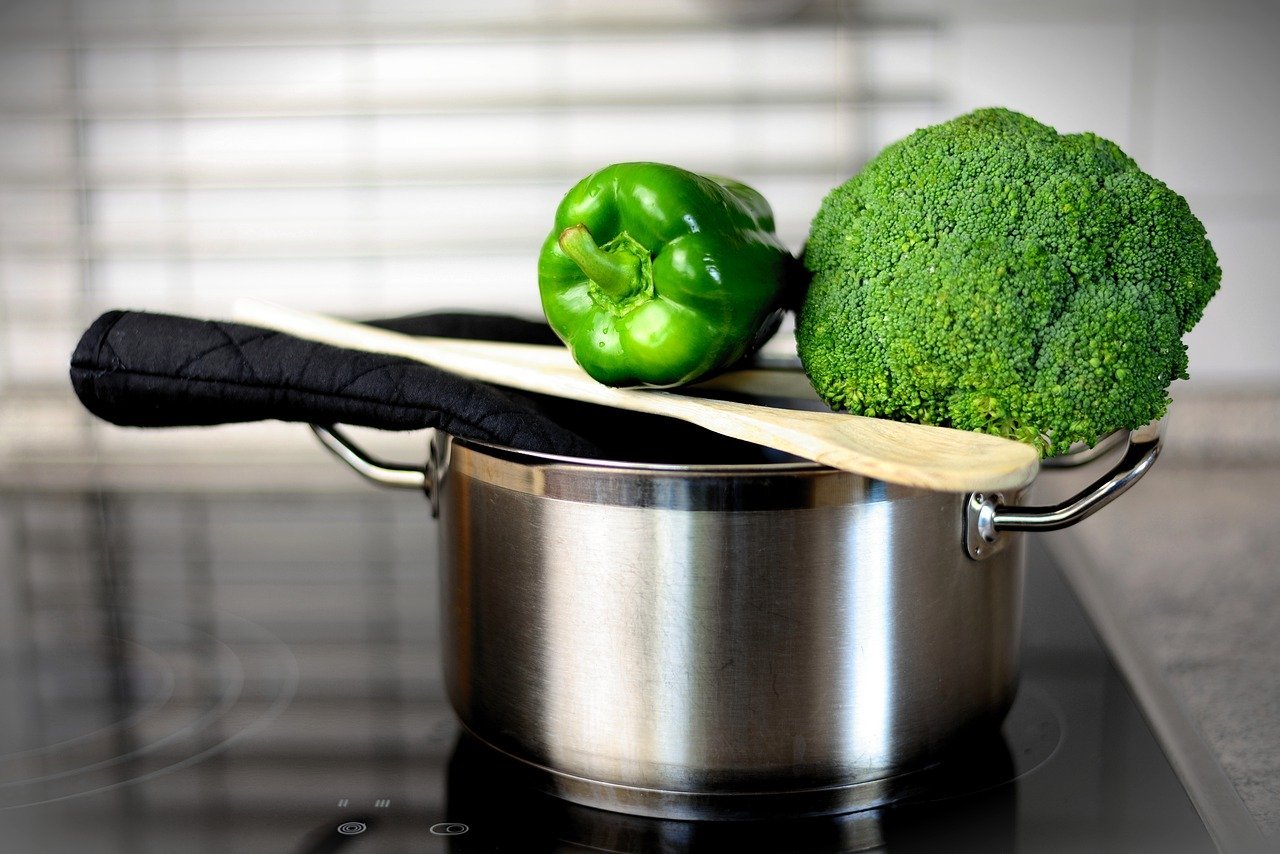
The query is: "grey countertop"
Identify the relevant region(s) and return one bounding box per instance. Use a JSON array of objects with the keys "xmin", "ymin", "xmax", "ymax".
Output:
[{"xmin": 1038, "ymin": 457, "xmax": 1280, "ymax": 843}]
